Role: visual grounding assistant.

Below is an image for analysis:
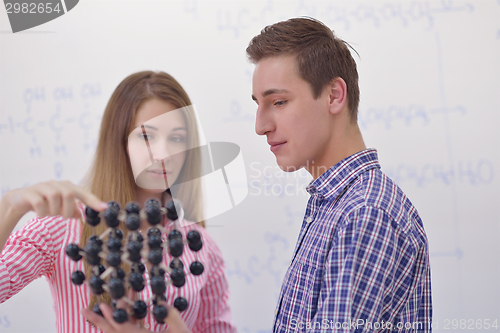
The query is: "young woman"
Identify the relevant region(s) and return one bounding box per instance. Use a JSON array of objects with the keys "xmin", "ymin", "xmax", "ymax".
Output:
[{"xmin": 0, "ymin": 71, "xmax": 236, "ymax": 333}]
